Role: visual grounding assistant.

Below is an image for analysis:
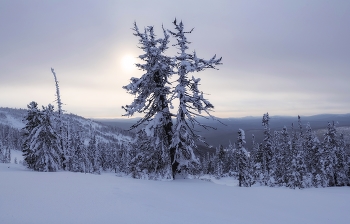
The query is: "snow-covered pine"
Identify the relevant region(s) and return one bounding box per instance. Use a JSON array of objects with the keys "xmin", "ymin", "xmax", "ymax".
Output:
[
  {"xmin": 204, "ymin": 151, "xmax": 215, "ymax": 175},
  {"xmin": 225, "ymin": 141, "xmax": 236, "ymax": 177},
  {"xmin": 297, "ymin": 116, "xmax": 312, "ymax": 187},
  {"xmin": 86, "ymin": 134, "xmax": 100, "ymax": 174},
  {"xmin": 214, "ymin": 145, "xmax": 226, "ymax": 179},
  {"xmin": 275, "ymin": 126, "xmax": 290, "ymax": 186},
  {"xmin": 272, "ymin": 128, "xmax": 286, "ymax": 186},
  {"xmin": 252, "ymin": 142, "xmax": 264, "ymax": 184},
  {"xmin": 256, "ymin": 113, "xmax": 274, "ymax": 186},
  {"xmin": 304, "ymin": 122, "xmax": 316, "ymax": 186},
  {"xmin": 22, "ymin": 101, "xmax": 42, "ymax": 169},
  {"xmin": 269, "ymin": 130, "xmax": 280, "ymax": 186},
  {"xmin": 28, "ymin": 104, "xmax": 62, "ymax": 172},
  {"xmin": 63, "ymin": 116, "xmax": 74, "ymax": 171},
  {"xmin": 251, "ymin": 134, "xmax": 257, "ymax": 159},
  {"xmin": 306, "ymin": 123, "xmax": 327, "ymax": 187},
  {"xmin": 334, "ymin": 133, "xmax": 349, "ymax": 186},
  {"xmin": 168, "ymin": 20, "xmax": 222, "ymax": 177},
  {"xmin": 322, "ymin": 121, "xmax": 338, "ymax": 186},
  {"xmin": 50, "ymin": 68, "xmax": 63, "ymax": 119},
  {"xmin": 286, "ymin": 123, "xmax": 306, "ymax": 189},
  {"xmin": 200, "ymin": 151, "xmax": 210, "ymax": 175},
  {"xmin": 122, "ymin": 23, "xmax": 174, "ymax": 179},
  {"xmin": 51, "ymin": 68, "xmax": 66, "ymax": 169},
  {"xmin": 234, "ymin": 129, "xmax": 252, "ymax": 187},
  {"xmin": 70, "ymin": 130, "xmax": 87, "ymax": 173}
]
